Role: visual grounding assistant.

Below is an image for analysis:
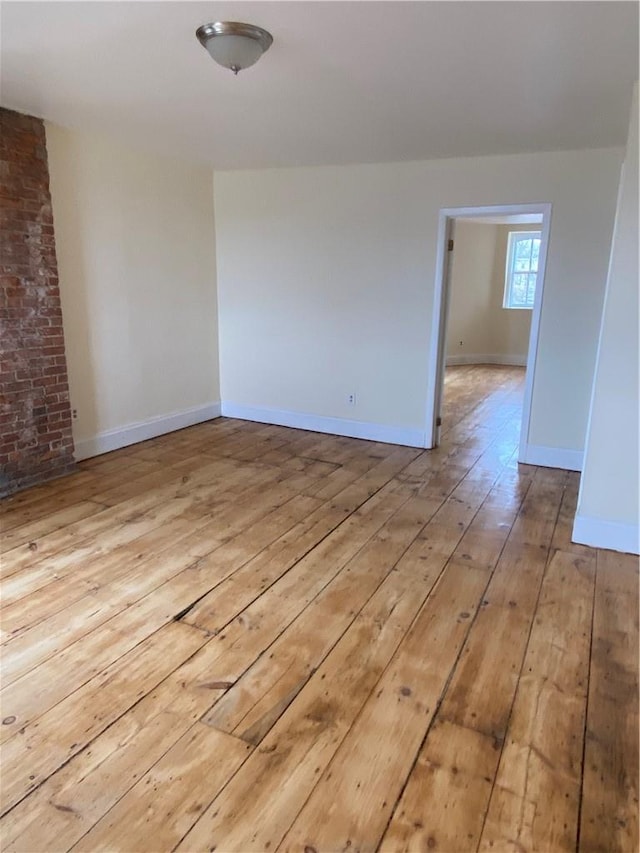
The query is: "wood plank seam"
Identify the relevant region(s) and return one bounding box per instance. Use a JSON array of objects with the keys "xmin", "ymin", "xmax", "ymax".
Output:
[
  {"xmin": 176, "ymin": 482, "xmax": 403, "ymax": 634},
  {"xmin": 0, "ymin": 464, "xmax": 415, "ymax": 810},
  {"xmin": 472, "ymin": 479, "xmax": 568, "ymax": 849},
  {"xmin": 0, "ymin": 619, "xmax": 212, "ymax": 816},
  {"xmin": 574, "ymin": 550, "xmax": 598, "ymax": 853},
  {"xmin": 375, "ymin": 472, "xmax": 567, "ymax": 851},
  {"xmin": 290, "ymin": 468, "xmax": 535, "ymax": 853},
  {"xmin": 198, "ymin": 493, "xmax": 446, "ymax": 743}
]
